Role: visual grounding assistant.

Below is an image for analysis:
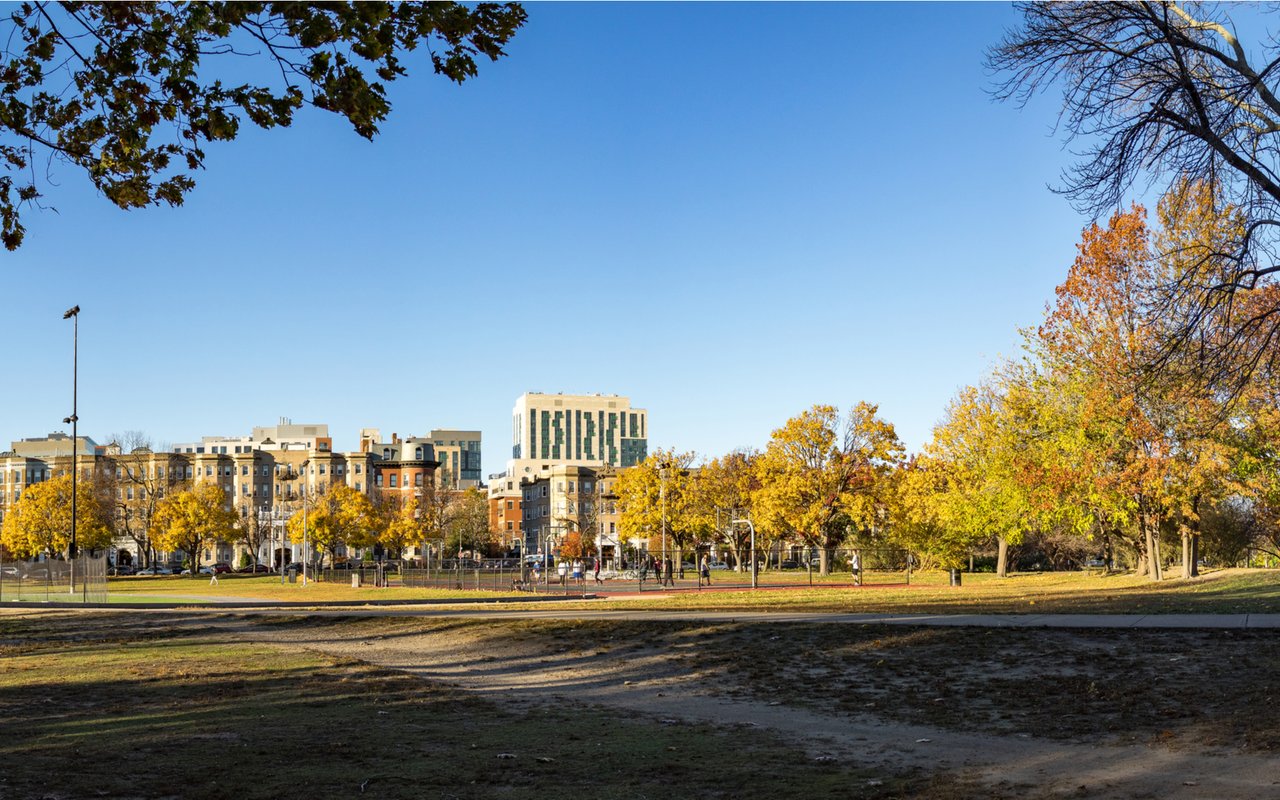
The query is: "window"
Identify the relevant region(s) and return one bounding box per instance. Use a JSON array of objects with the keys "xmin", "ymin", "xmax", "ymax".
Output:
[
  {"xmin": 568, "ymin": 481, "xmax": 575, "ymax": 493},
  {"xmin": 414, "ymin": 473, "xmax": 423, "ymax": 487},
  {"xmin": 506, "ymin": 500, "xmax": 513, "ymax": 510},
  {"xmin": 389, "ymin": 474, "xmax": 398, "ymax": 488},
  {"xmin": 241, "ymin": 465, "xmax": 248, "ymax": 476},
  {"xmin": 336, "ymin": 465, "xmax": 344, "ymax": 476},
  {"xmin": 355, "ymin": 464, "xmax": 362, "ymax": 474},
  {"xmin": 507, "ymin": 521, "xmax": 513, "ymax": 531},
  {"xmin": 375, "ymin": 474, "xmax": 383, "ymax": 488},
  {"xmin": 205, "ymin": 466, "xmax": 212, "ymax": 476},
  {"xmin": 319, "ymin": 464, "xmax": 326, "ymax": 475},
  {"xmin": 355, "ymin": 482, "xmax": 362, "ymax": 491}
]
